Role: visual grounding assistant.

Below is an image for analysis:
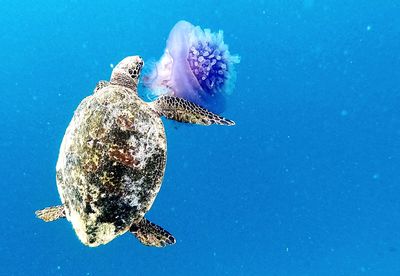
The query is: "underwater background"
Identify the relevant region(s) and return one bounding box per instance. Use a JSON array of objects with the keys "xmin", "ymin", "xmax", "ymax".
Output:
[{"xmin": 1, "ymin": 0, "xmax": 400, "ymax": 275}]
